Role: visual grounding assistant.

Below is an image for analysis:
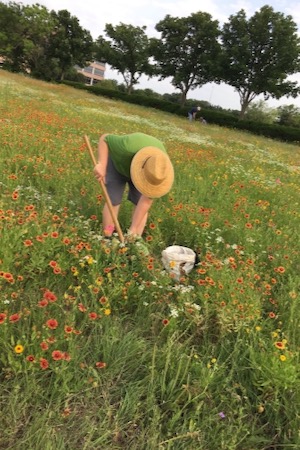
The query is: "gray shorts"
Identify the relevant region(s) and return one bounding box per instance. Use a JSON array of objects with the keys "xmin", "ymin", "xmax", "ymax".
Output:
[{"xmin": 105, "ymin": 156, "xmax": 141, "ymax": 206}]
